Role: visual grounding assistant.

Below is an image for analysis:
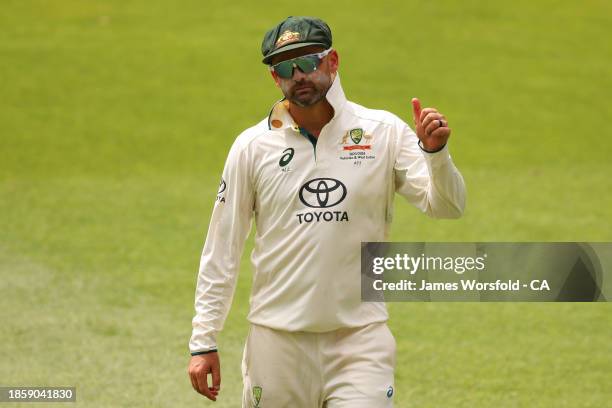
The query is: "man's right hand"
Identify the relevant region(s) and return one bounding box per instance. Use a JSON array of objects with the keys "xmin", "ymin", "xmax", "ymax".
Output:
[{"xmin": 188, "ymin": 352, "xmax": 221, "ymax": 401}]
